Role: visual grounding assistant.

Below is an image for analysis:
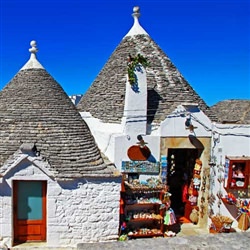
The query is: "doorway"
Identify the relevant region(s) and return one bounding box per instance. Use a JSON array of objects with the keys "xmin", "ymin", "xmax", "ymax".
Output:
[
  {"xmin": 167, "ymin": 149, "xmax": 199, "ymax": 216},
  {"xmin": 13, "ymin": 180, "xmax": 47, "ymax": 243}
]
